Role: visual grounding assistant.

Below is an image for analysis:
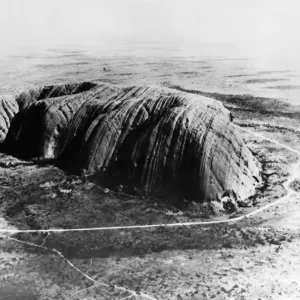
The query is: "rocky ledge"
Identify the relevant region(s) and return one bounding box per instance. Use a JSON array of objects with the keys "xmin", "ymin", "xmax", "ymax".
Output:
[{"xmin": 0, "ymin": 81, "xmax": 261, "ymax": 205}]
